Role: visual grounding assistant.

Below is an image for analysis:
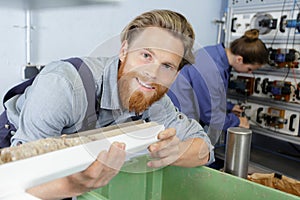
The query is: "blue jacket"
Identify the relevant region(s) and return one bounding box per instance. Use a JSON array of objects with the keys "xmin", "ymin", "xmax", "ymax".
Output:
[{"xmin": 168, "ymin": 44, "xmax": 239, "ymax": 143}]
